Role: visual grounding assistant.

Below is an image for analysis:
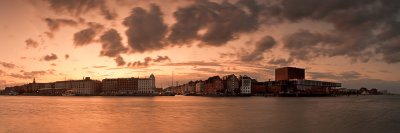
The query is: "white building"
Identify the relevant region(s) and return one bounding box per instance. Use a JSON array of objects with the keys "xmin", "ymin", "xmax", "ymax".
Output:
[
  {"xmin": 240, "ymin": 76, "xmax": 251, "ymax": 94},
  {"xmin": 138, "ymin": 74, "xmax": 156, "ymax": 94}
]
